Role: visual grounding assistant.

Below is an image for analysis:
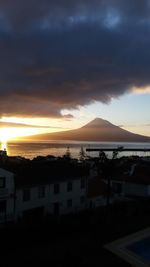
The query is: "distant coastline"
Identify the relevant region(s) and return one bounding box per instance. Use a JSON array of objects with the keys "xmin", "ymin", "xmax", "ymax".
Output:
[{"xmin": 2, "ymin": 140, "xmax": 150, "ymax": 160}]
